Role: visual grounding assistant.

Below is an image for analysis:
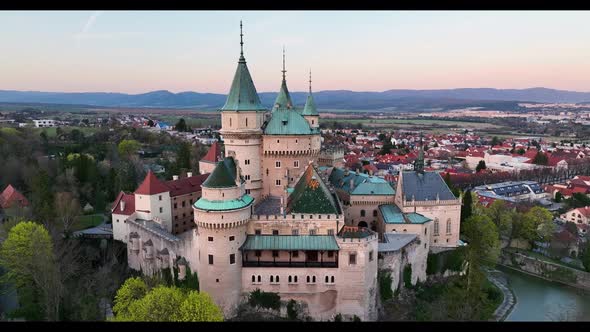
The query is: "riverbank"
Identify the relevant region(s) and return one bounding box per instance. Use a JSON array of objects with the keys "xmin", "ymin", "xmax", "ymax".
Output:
[
  {"xmin": 485, "ymin": 268, "xmax": 516, "ymax": 321},
  {"xmin": 499, "ymin": 249, "xmax": 590, "ymax": 291}
]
